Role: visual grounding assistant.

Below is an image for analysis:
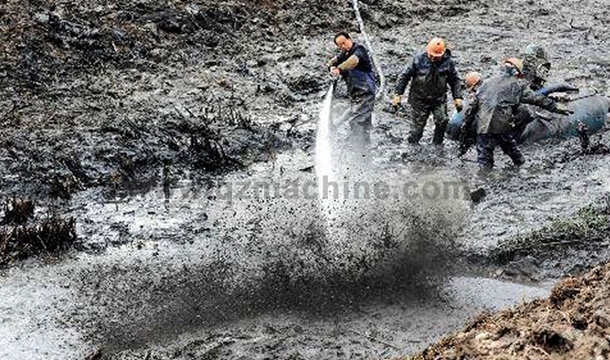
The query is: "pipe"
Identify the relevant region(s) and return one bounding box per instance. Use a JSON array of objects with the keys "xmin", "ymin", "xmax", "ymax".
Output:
[
  {"xmin": 350, "ymin": 0, "xmax": 387, "ymax": 102},
  {"xmin": 519, "ymin": 95, "xmax": 610, "ymax": 144}
]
